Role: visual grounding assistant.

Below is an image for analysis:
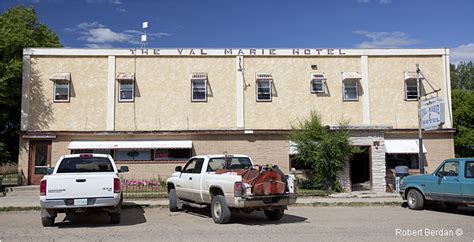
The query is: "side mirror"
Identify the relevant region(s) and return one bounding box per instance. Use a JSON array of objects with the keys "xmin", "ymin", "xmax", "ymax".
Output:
[
  {"xmin": 47, "ymin": 167, "xmax": 54, "ymax": 175},
  {"xmin": 119, "ymin": 166, "xmax": 129, "ymax": 173},
  {"xmin": 175, "ymin": 166, "xmax": 182, "ymax": 172}
]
